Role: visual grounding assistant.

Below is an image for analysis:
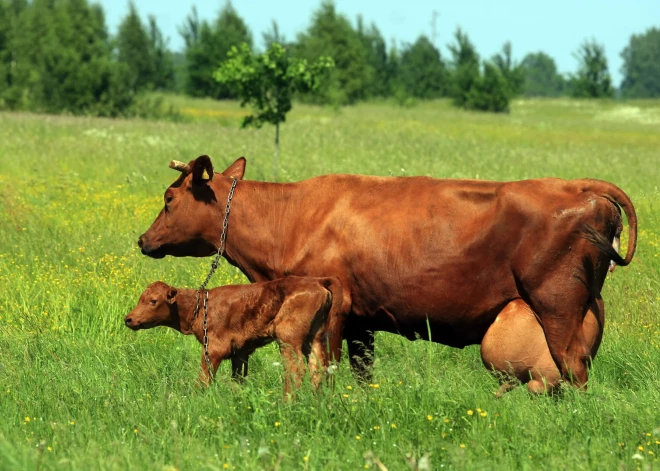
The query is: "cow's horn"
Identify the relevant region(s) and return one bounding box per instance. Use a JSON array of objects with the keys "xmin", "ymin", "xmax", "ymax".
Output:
[{"xmin": 169, "ymin": 160, "xmax": 191, "ymax": 173}]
